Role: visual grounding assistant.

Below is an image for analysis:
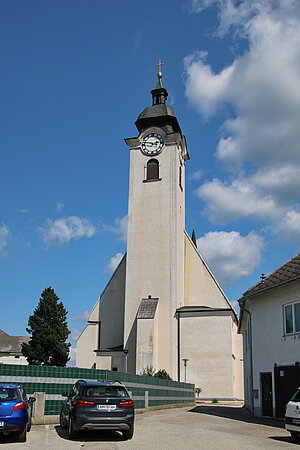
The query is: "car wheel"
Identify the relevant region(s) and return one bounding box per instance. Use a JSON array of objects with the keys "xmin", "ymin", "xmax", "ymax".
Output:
[
  {"xmin": 122, "ymin": 426, "xmax": 134, "ymax": 440},
  {"xmin": 60, "ymin": 411, "xmax": 67, "ymax": 429},
  {"xmin": 68, "ymin": 415, "xmax": 78, "ymax": 440},
  {"xmin": 18, "ymin": 427, "xmax": 27, "ymax": 442},
  {"xmin": 290, "ymin": 431, "xmax": 300, "ymax": 442}
]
